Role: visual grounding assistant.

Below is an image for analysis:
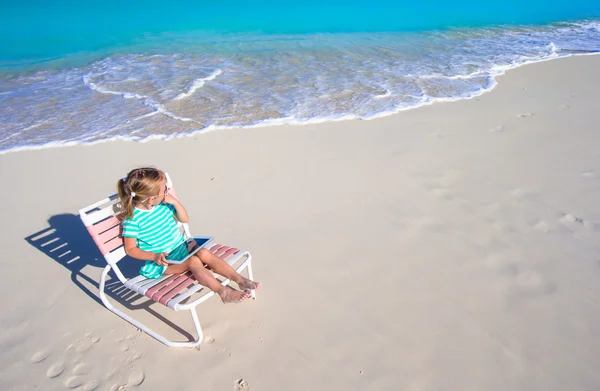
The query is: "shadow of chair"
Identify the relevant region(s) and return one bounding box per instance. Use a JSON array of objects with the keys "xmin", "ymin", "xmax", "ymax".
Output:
[{"xmin": 25, "ymin": 213, "xmax": 195, "ymax": 340}]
